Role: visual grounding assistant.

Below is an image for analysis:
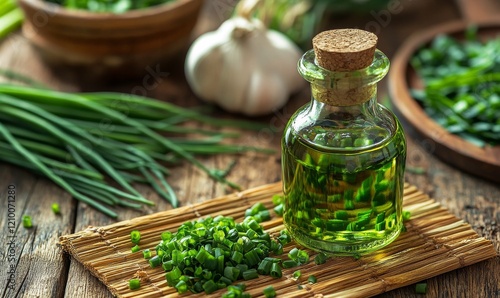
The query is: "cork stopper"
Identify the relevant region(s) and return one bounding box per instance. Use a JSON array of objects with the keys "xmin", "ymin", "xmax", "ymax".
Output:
[
  {"xmin": 312, "ymin": 29, "xmax": 378, "ymax": 71},
  {"xmin": 311, "ymin": 29, "xmax": 378, "ymax": 106}
]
